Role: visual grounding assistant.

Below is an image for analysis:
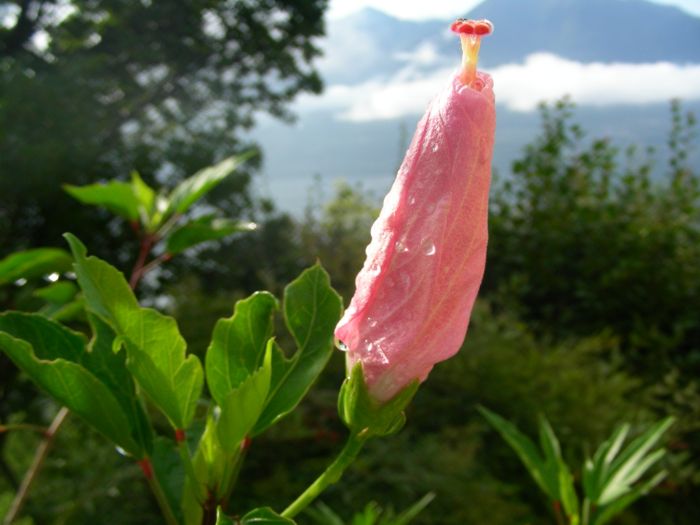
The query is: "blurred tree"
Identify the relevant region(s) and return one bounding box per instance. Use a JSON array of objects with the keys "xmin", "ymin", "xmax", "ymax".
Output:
[
  {"xmin": 485, "ymin": 99, "xmax": 700, "ymax": 377},
  {"xmin": 0, "ymin": 0, "xmax": 327, "ymax": 261}
]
